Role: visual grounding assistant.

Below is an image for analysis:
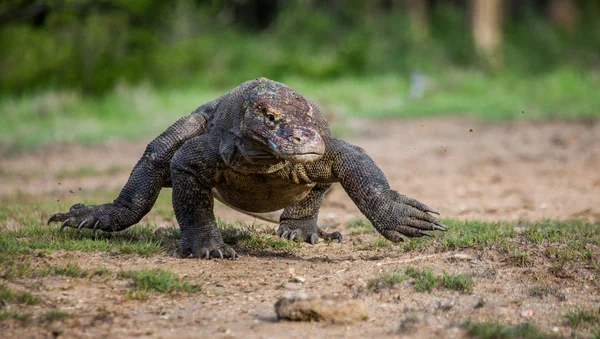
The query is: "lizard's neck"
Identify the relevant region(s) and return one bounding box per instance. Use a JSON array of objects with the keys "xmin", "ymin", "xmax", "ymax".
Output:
[{"xmin": 219, "ymin": 133, "xmax": 287, "ymax": 174}]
